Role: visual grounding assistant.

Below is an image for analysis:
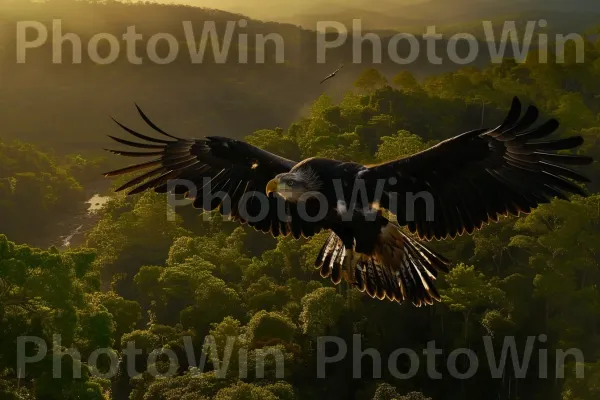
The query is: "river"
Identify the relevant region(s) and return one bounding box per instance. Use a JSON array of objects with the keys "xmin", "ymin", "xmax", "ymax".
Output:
[{"xmin": 57, "ymin": 181, "xmax": 112, "ymax": 249}]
